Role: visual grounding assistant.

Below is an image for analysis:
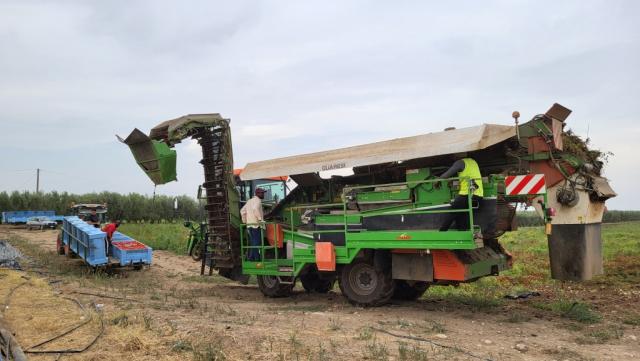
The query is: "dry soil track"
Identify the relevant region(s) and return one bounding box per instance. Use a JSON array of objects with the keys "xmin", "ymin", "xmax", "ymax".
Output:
[{"xmin": 0, "ymin": 226, "xmax": 638, "ymax": 360}]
